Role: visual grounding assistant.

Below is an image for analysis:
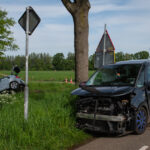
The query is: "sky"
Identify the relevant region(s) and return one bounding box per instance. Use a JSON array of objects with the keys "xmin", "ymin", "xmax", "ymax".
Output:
[{"xmin": 1, "ymin": 0, "xmax": 150, "ymax": 57}]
